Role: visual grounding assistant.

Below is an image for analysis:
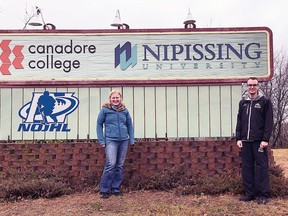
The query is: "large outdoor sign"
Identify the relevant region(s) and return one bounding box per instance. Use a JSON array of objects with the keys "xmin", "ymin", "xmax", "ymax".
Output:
[{"xmin": 0, "ymin": 27, "xmax": 273, "ymax": 86}]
